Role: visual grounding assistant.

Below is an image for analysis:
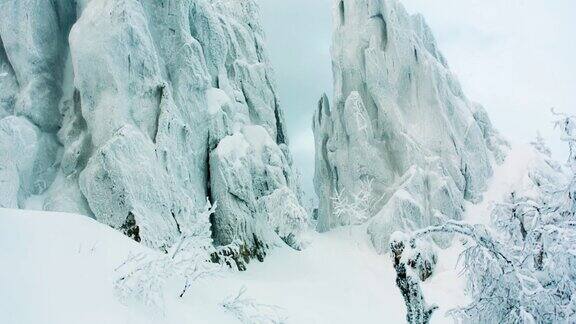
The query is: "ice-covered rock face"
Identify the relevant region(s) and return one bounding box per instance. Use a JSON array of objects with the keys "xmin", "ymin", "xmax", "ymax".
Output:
[
  {"xmin": 210, "ymin": 125, "xmax": 305, "ymax": 259},
  {"xmin": 0, "ymin": 0, "xmax": 304, "ymax": 258},
  {"xmin": 314, "ymin": 0, "xmax": 508, "ymax": 252}
]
